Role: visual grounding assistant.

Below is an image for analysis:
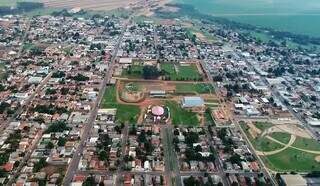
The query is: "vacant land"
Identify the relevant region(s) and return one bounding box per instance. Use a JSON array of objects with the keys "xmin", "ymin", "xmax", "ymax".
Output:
[
  {"xmin": 175, "ymin": 83, "xmax": 214, "ymax": 94},
  {"xmin": 102, "ymin": 85, "xmax": 140, "ymax": 123},
  {"xmin": 161, "ymin": 63, "xmax": 202, "ymax": 81},
  {"xmin": 166, "ymin": 101, "xmax": 199, "ymax": 126}
]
